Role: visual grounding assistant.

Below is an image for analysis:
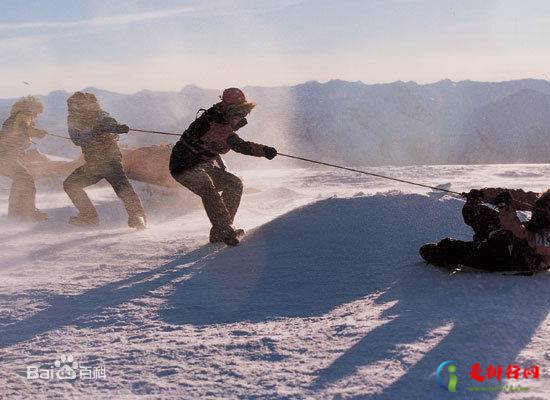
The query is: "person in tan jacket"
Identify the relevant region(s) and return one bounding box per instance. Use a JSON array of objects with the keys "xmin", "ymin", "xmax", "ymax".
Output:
[
  {"xmin": 63, "ymin": 92, "xmax": 146, "ymax": 228},
  {"xmin": 0, "ymin": 96, "xmax": 48, "ymax": 221}
]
